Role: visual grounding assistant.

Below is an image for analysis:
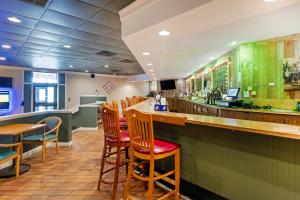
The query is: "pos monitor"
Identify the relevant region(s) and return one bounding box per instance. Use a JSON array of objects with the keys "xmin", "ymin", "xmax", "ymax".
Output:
[
  {"xmin": 0, "ymin": 91, "xmax": 10, "ymax": 109},
  {"xmin": 227, "ymin": 88, "xmax": 240, "ymax": 100}
]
